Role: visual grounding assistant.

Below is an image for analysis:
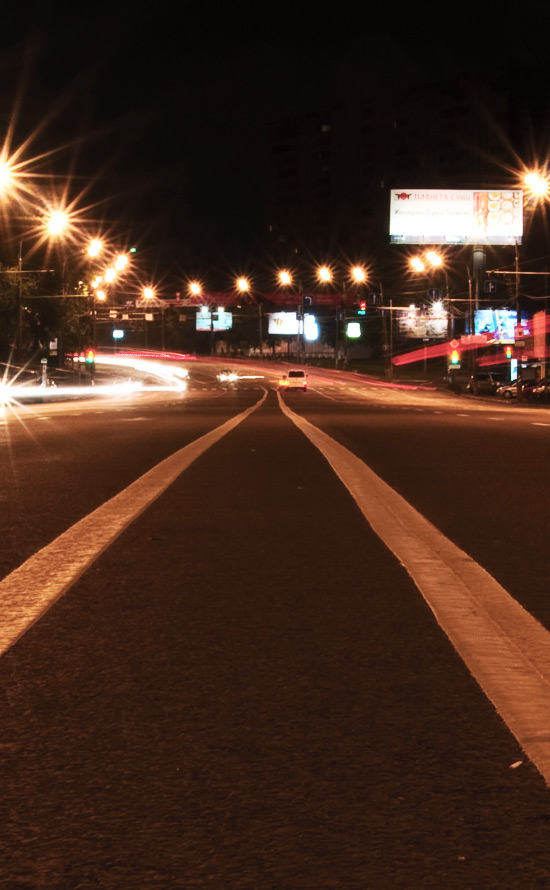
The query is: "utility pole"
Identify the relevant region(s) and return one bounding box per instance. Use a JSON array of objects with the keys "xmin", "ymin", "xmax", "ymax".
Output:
[
  {"xmin": 515, "ymin": 244, "xmax": 523, "ymax": 401},
  {"xmin": 16, "ymin": 241, "xmax": 23, "ymax": 356}
]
